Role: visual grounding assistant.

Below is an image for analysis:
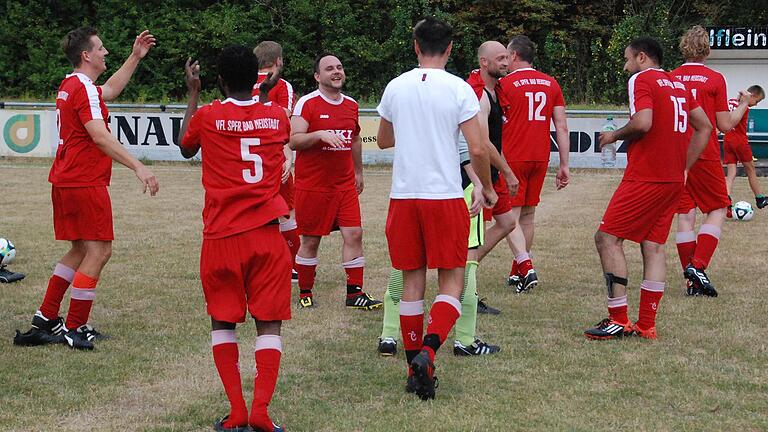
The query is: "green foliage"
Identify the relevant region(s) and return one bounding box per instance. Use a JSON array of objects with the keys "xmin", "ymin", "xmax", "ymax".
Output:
[{"xmin": 0, "ymin": 0, "xmax": 758, "ymax": 104}]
